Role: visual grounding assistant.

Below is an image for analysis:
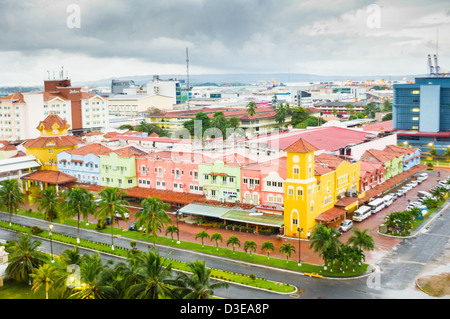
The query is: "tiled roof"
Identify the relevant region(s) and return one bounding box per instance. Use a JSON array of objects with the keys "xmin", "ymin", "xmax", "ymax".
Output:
[
  {"xmin": 37, "ymin": 115, "xmax": 69, "ymax": 130},
  {"xmin": 360, "ymin": 148, "xmax": 397, "ymax": 163},
  {"xmin": 21, "ymin": 170, "xmax": 77, "ymax": 185},
  {"xmin": 64, "ymin": 143, "xmax": 112, "ymax": 156},
  {"xmin": 315, "ymin": 207, "xmax": 346, "ymax": 223},
  {"xmin": 0, "ymin": 144, "xmax": 17, "ymax": 151},
  {"xmin": 0, "ymin": 93, "xmax": 24, "ymax": 103},
  {"xmin": 315, "ymin": 153, "xmax": 346, "ymax": 170},
  {"xmin": 23, "ymin": 135, "xmax": 80, "ymax": 148},
  {"xmin": 112, "ymin": 146, "xmax": 148, "ymax": 158},
  {"xmin": 284, "ymin": 138, "xmax": 319, "ymax": 153}
]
